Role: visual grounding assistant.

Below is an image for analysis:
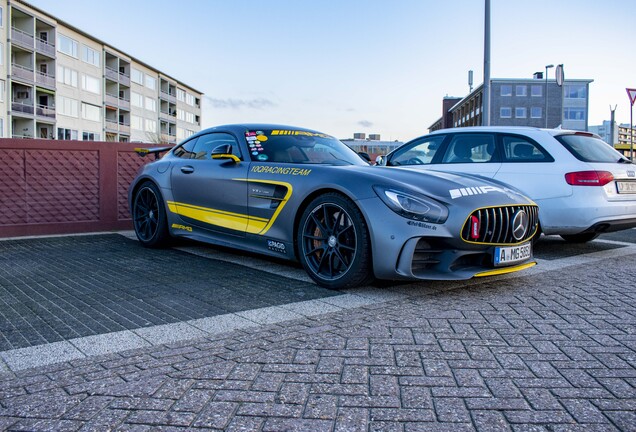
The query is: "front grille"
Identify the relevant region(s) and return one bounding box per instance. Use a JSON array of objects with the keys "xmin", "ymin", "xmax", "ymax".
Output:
[{"xmin": 461, "ymin": 205, "xmax": 539, "ymax": 245}]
